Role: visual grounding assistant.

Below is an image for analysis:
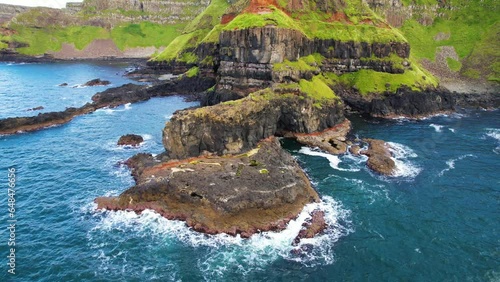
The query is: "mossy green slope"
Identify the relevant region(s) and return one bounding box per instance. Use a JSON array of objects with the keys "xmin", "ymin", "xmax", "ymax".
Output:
[{"xmin": 398, "ymin": 0, "xmax": 499, "ymax": 81}]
